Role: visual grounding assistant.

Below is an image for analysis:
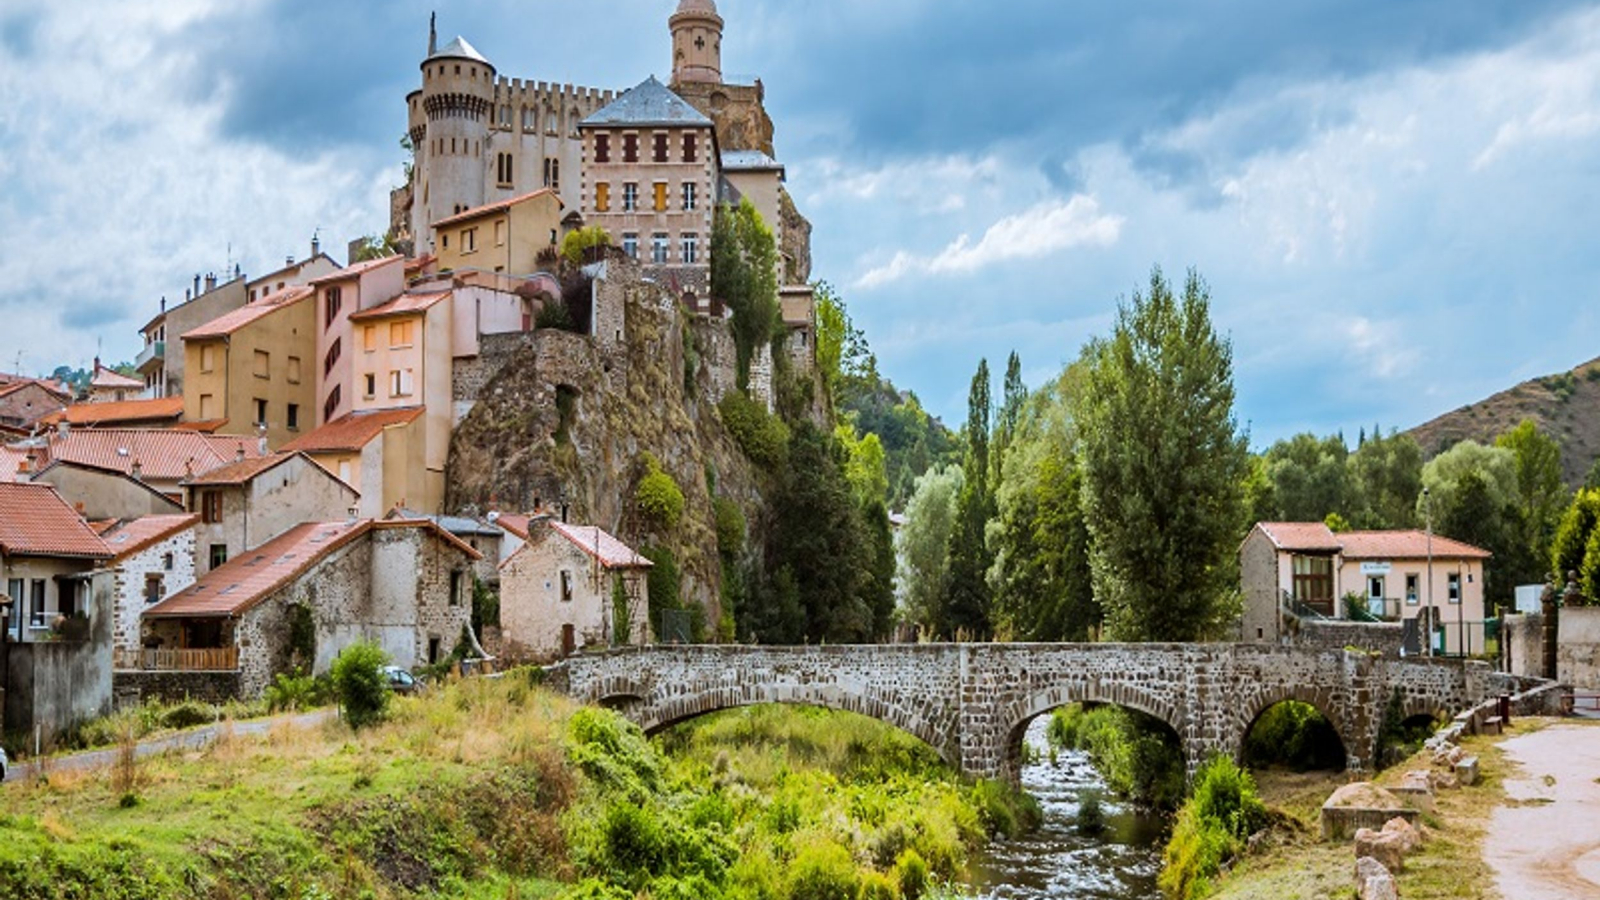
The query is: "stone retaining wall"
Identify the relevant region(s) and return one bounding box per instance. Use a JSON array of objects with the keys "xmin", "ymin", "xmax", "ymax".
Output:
[
  {"xmin": 114, "ymin": 669, "xmax": 241, "ymax": 706},
  {"xmin": 1296, "ymin": 620, "xmax": 1406, "ymax": 656}
]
